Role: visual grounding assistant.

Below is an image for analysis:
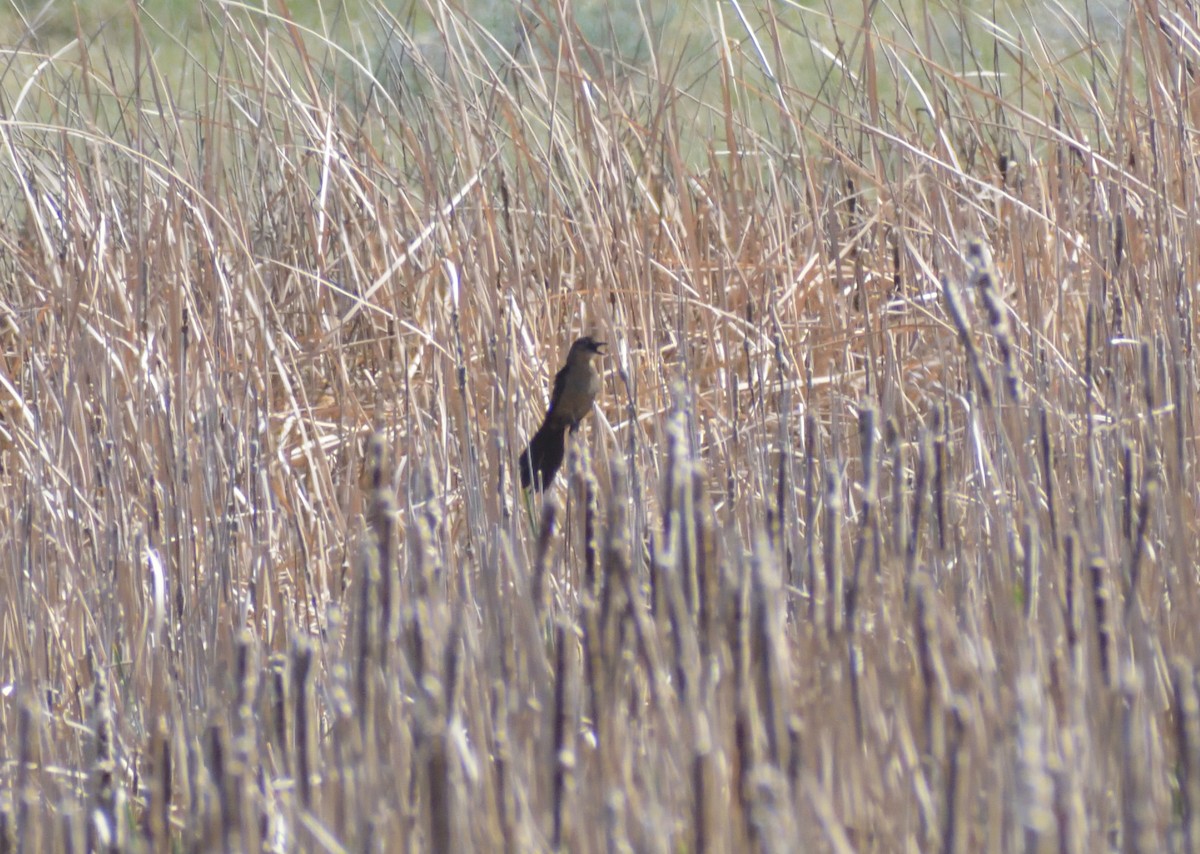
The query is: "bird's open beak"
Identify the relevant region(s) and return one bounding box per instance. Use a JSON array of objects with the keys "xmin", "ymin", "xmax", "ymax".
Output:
[{"xmin": 592, "ymin": 341, "xmax": 608, "ymax": 354}]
